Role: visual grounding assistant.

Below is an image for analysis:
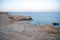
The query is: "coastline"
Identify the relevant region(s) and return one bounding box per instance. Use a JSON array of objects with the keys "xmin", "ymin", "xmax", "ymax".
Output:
[{"xmin": 0, "ymin": 12, "xmax": 60, "ymax": 40}]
